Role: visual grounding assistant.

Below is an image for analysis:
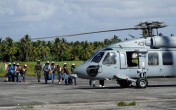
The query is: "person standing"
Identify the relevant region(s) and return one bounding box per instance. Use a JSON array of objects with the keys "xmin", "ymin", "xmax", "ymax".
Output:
[
  {"xmin": 7, "ymin": 63, "xmax": 12, "ymax": 81},
  {"xmin": 4, "ymin": 61, "xmax": 8, "ymax": 81},
  {"xmin": 4, "ymin": 61, "xmax": 8, "ymax": 72},
  {"xmin": 43, "ymin": 61, "xmax": 51, "ymax": 84},
  {"xmin": 56, "ymin": 64, "xmax": 62, "ymax": 84},
  {"xmin": 21, "ymin": 64, "xmax": 27, "ymax": 82},
  {"xmin": 34, "ymin": 60, "xmax": 42, "ymax": 82},
  {"xmin": 15, "ymin": 63, "xmax": 21, "ymax": 82},
  {"xmin": 10, "ymin": 63, "xmax": 16, "ymax": 82},
  {"xmin": 99, "ymin": 80, "xmax": 105, "ymax": 87},
  {"xmin": 89, "ymin": 80, "xmax": 96, "ymax": 87},
  {"xmin": 62, "ymin": 63, "xmax": 69, "ymax": 85},
  {"xmin": 50, "ymin": 61, "xmax": 56, "ymax": 83},
  {"xmin": 71, "ymin": 63, "xmax": 77, "ymax": 85}
]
